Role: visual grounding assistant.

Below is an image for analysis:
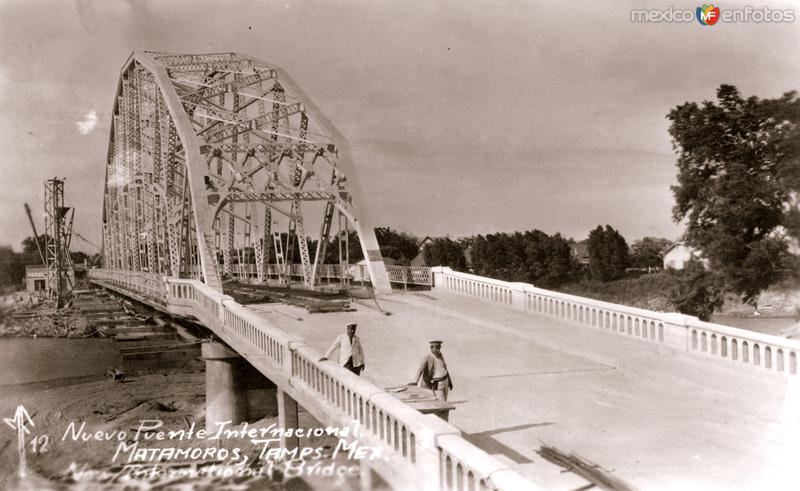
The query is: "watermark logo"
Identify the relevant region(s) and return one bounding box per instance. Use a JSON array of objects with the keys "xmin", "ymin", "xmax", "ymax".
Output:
[
  {"xmin": 631, "ymin": 5, "xmax": 795, "ymax": 23},
  {"xmin": 696, "ymin": 4, "xmax": 720, "ymax": 25}
]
